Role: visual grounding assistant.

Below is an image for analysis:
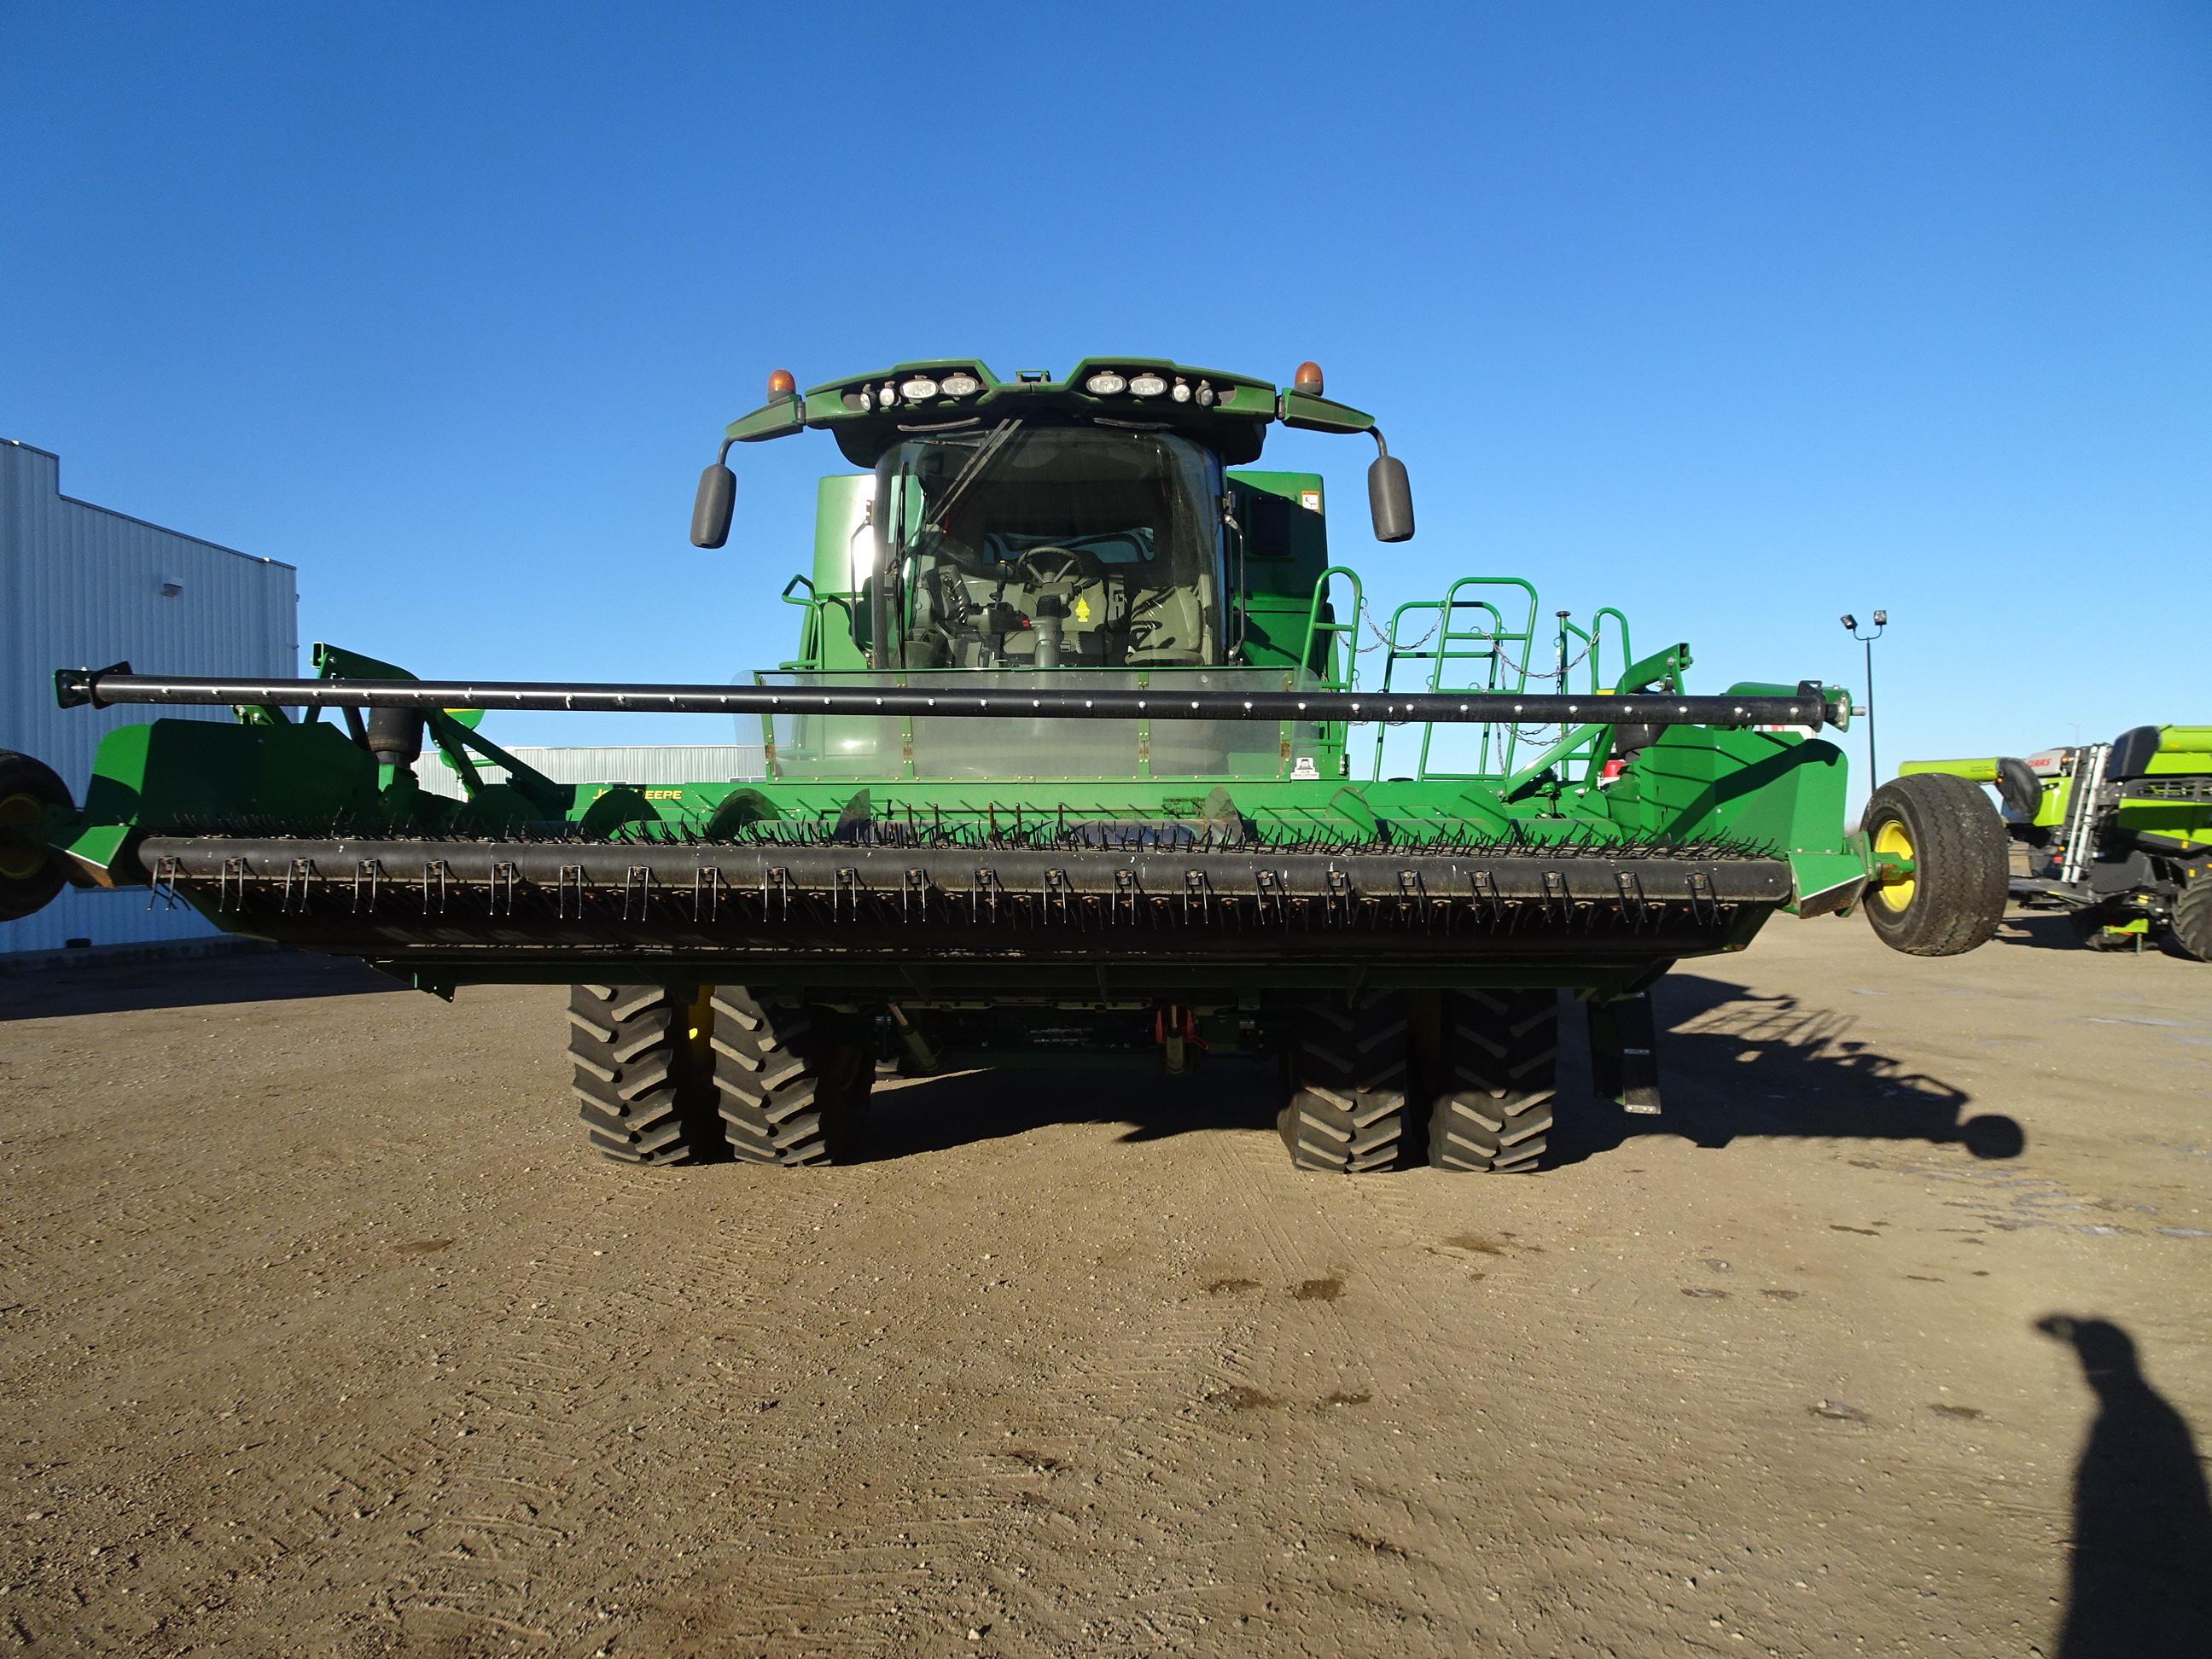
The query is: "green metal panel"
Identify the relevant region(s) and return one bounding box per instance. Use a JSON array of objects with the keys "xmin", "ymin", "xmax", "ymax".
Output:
[
  {"xmin": 811, "ymin": 475, "xmax": 873, "ymax": 597},
  {"xmin": 1277, "ymin": 389, "xmax": 1375, "ymax": 435},
  {"xmin": 1228, "ymin": 472, "xmax": 1327, "ymax": 576},
  {"xmin": 1611, "ymin": 727, "xmax": 1849, "ymax": 859},
  {"xmin": 725, "ymin": 394, "xmax": 806, "ymax": 445},
  {"xmin": 1899, "ymin": 758, "xmax": 2001, "ymax": 783},
  {"xmin": 801, "ymin": 474, "xmax": 872, "ymax": 672},
  {"xmin": 66, "ymin": 717, "xmax": 380, "ymax": 875},
  {"xmin": 2147, "ymin": 726, "xmax": 2212, "ymax": 764},
  {"xmin": 1228, "ymin": 470, "xmax": 1330, "ymax": 674}
]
